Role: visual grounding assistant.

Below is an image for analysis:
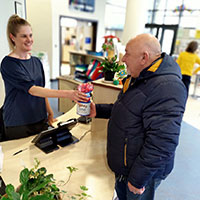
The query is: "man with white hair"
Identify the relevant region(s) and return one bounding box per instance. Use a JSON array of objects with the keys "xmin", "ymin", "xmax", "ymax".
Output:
[{"xmin": 90, "ymin": 33, "xmax": 187, "ymax": 200}]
